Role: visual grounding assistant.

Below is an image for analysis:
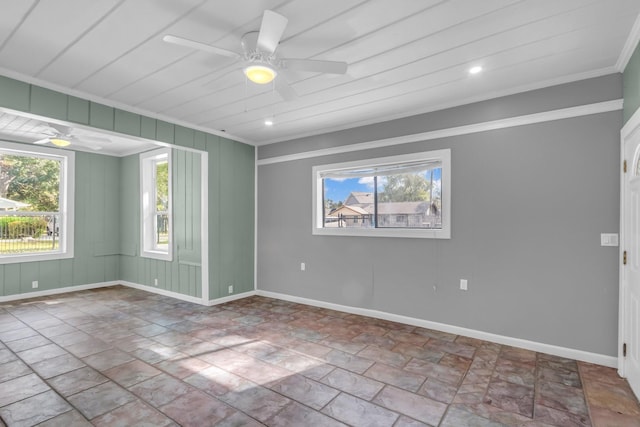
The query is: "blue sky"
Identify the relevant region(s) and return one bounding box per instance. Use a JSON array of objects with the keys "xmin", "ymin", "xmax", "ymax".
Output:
[
  {"xmin": 324, "ymin": 177, "xmax": 371, "ymax": 202},
  {"xmin": 324, "ymin": 169, "xmax": 442, "ymax": 203}
]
